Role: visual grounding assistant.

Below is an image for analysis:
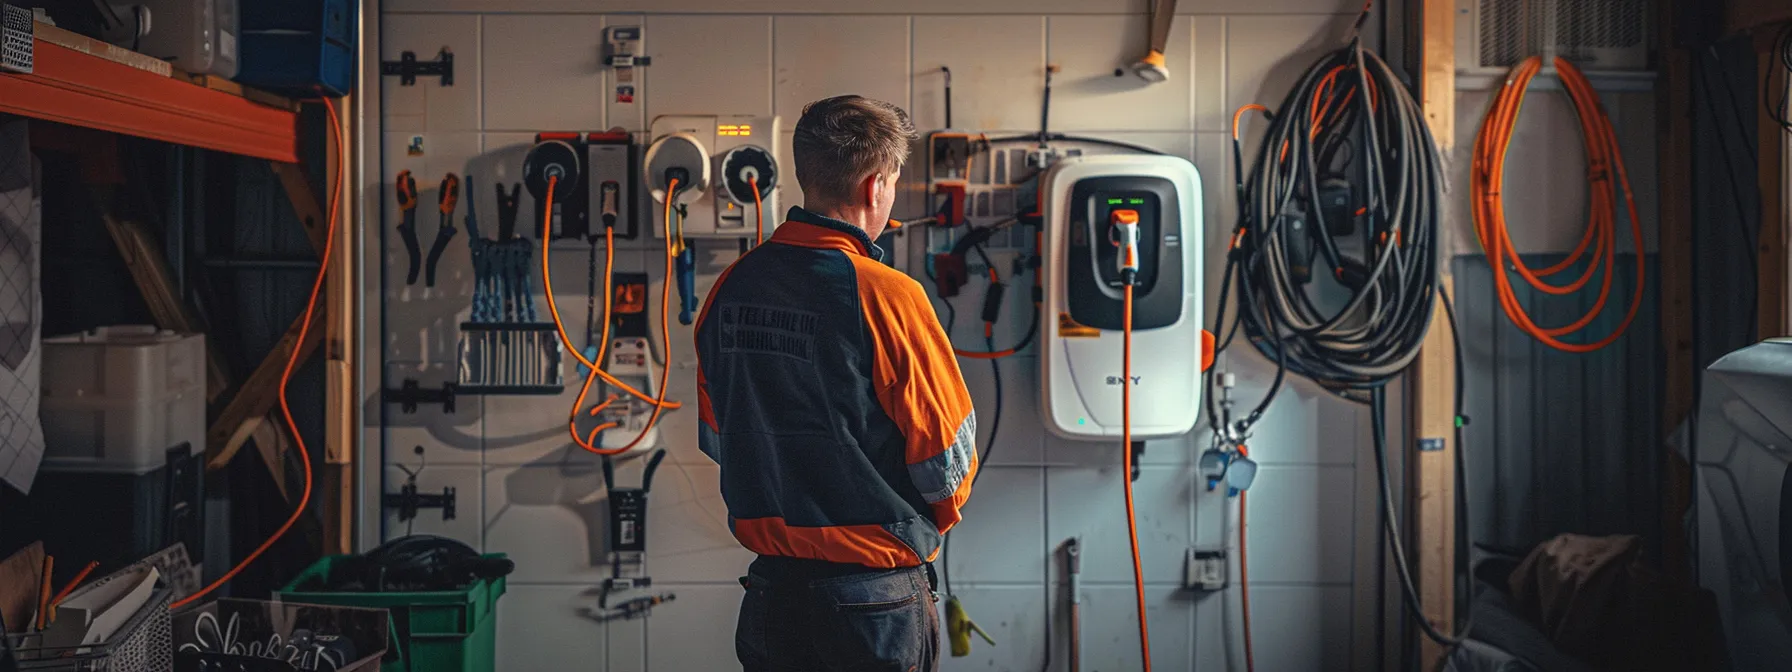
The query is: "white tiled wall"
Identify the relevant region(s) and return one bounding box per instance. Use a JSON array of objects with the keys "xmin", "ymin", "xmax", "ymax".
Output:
[{"xmin": 372, "ymin": 4, "xmax": 1482, "ymax": 670}]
